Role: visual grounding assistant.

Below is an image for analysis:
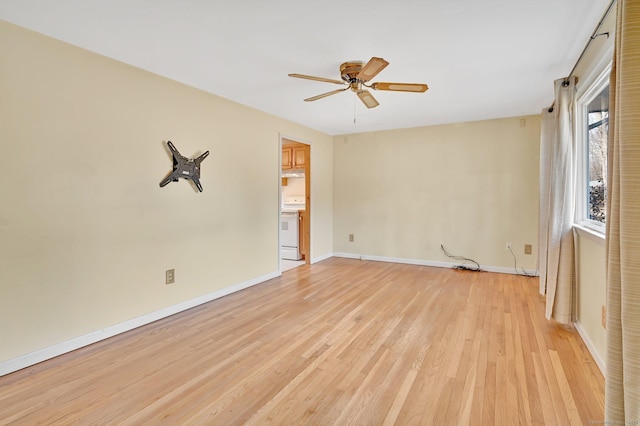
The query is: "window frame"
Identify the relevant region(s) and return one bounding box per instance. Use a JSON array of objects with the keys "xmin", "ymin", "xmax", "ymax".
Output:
[{"xmin": 575, "ymin": 63, "xmax": 611, "ymax": 236}]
